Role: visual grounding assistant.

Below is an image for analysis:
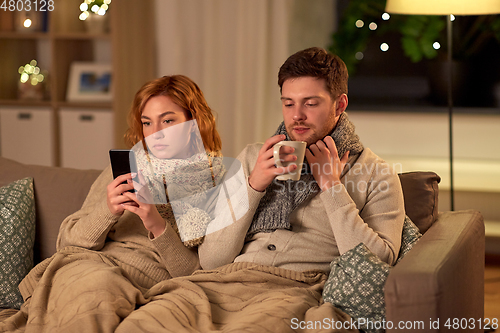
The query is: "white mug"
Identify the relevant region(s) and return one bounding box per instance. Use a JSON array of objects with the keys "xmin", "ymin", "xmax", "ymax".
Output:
[{"xmin": 273, "ymin": 141, "xmax": 306, "ymax": 181}]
